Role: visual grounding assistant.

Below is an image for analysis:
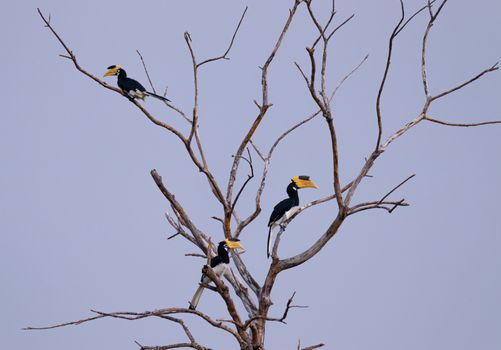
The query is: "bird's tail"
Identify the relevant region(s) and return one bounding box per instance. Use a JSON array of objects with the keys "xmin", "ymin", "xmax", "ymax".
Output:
[
  {"xmin": 189, "ymin": 285, "xmax": 205, "ymax": 310},
  {"xmin": 146, "ymin": 91, "xmax": 171, "ymax": 102},
  {"xmin": 267, "ymin": 225, "xmax": 273, "ymax": 259}
]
